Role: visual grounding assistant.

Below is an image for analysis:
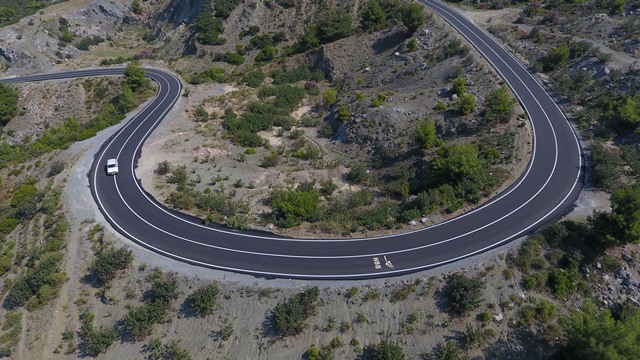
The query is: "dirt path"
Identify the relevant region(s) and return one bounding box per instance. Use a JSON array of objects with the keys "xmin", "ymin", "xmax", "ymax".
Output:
[
  {"xmin": 40, "ymin": 182, "xmax": 88, "ymax": 358},
  {"xmin": 15, "ymin": 311, "xmax": 26, "ymax": 359}
]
